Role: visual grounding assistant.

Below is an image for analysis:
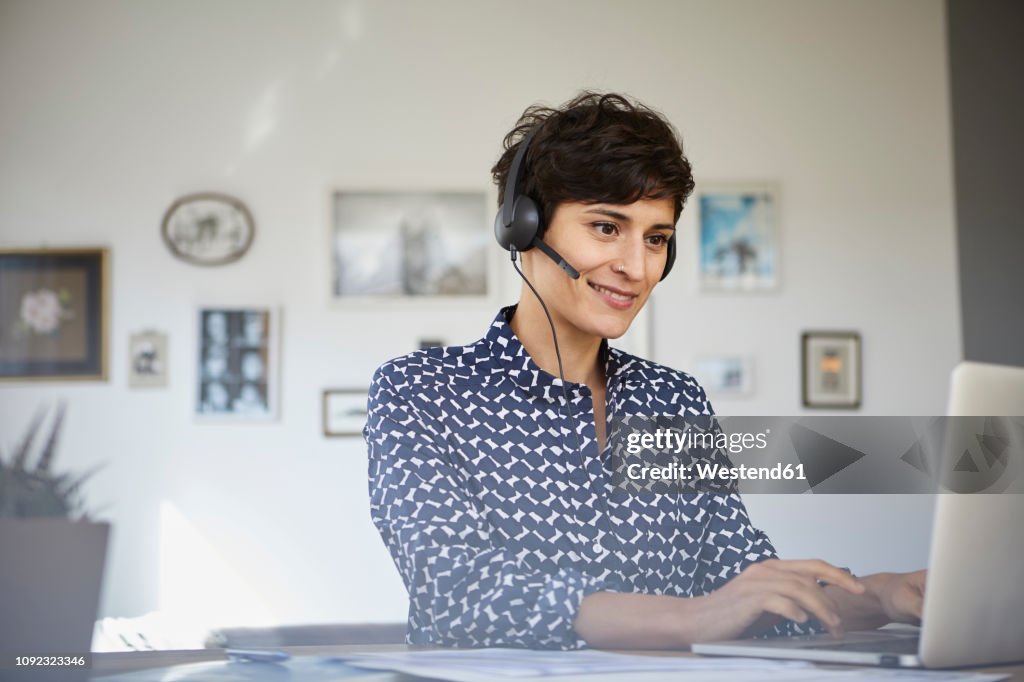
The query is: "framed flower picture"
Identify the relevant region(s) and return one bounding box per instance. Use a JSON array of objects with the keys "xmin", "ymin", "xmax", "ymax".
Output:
[{"xmin": 0, "ymin": 248, "xmax": 109, "ymax": 381}]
